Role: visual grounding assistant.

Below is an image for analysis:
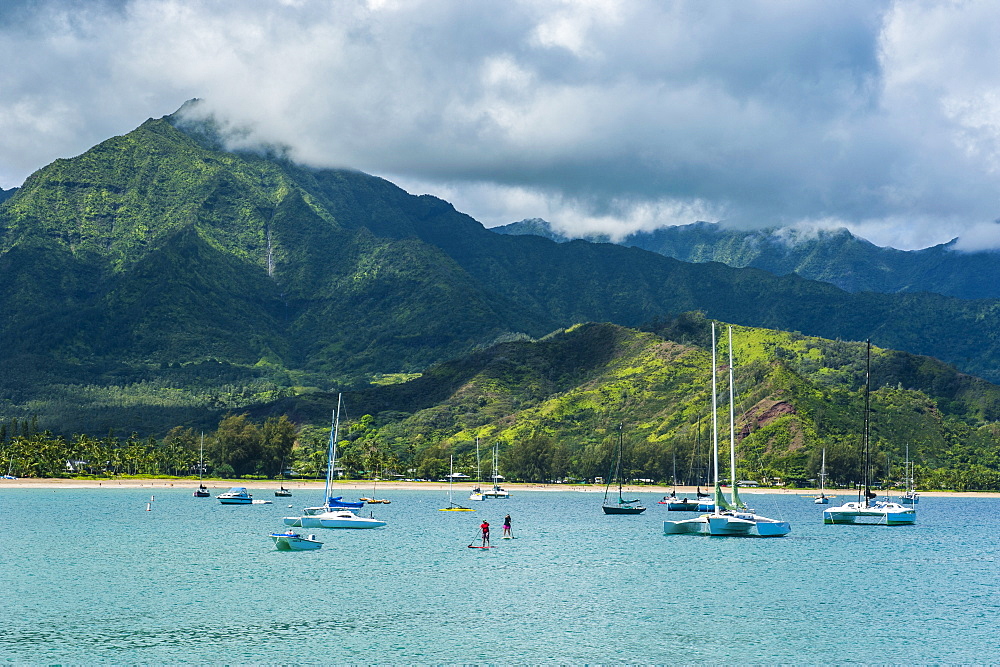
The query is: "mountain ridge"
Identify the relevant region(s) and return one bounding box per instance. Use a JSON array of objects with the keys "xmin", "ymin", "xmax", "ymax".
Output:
[{"xmin": 492, "ymin": 218, "xmax": 1000, "ymax": 299}]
